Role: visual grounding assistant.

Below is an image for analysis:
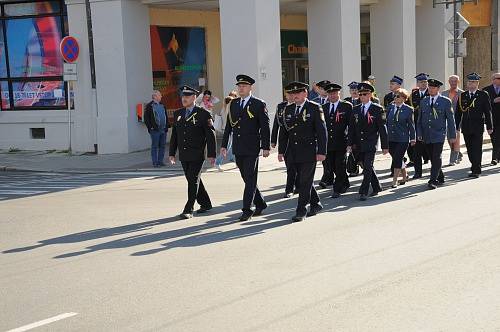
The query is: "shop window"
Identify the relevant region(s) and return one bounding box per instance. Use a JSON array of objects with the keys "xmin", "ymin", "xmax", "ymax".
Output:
[{"xmin": 0, "ymin": 0, "xmax": 67, "ymax": 111}]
